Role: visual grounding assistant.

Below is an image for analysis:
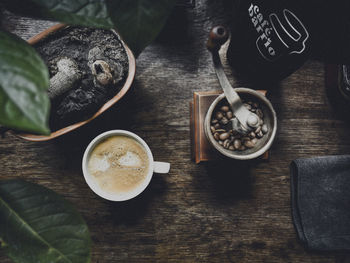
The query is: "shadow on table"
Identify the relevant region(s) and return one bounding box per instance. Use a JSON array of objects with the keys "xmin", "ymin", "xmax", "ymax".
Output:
[
  {"xmin": 107, "ymin": 174, "xmax": 167, "ymax": 226},
  {"xmin": 47, "ymin": 83, "xmax": 152, "ymax": 170},
  {"xmin": 204, "ymin": 159, "xmax": 257, "ymax": 202},
  {"xmin": 303, "ymin": 249, "xmax": 350, "ymax": 261}
]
